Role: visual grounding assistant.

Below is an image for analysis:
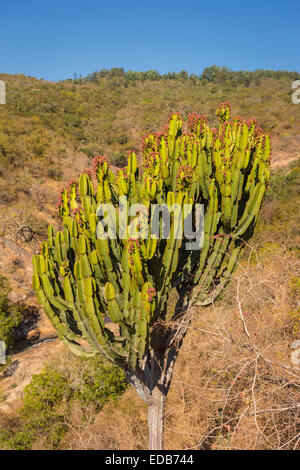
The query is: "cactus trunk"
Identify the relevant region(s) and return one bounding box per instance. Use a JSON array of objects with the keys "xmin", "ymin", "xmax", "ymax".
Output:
[
  {"xmin": 128, "ymin": 354, "xmax": 171, "ymax": 450},
  {"xmin": 33, "ymin": 103, "xmax": 270, "ymax": 450},
  {"xmin": 148, "ymin": 388, "xmax": 165, "ymax": 450}
]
